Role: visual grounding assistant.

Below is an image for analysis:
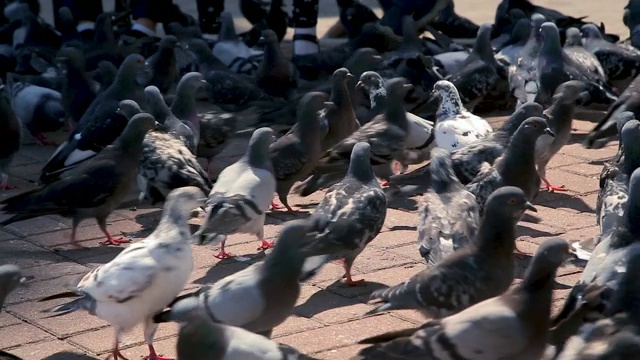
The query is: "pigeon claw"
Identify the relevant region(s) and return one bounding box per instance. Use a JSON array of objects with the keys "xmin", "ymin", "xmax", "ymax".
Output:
[
  {"xmin": 381, "ymin": 181, "xmax": 391, "ymax": 187},
  {"xmin": 257, "ymin": 239, "xmax": 274, "ymax": 250},
  {"xmin": 213, "ymin": 250, "xmax": 235, "ymax": 259},
  {"xmin": 106, "ymin": 348, "xmax": 129, "ymax": 360},
  {"xmin": 99, "ymin": 237, "xmax": 132, "ymax": 246},
  {"xmin": 270, "ymin": 201, "xmax": 284, "ymax": 210},
  {"xmin": 541, "ymin": 178, "xmax": 567, "ymax": 192},
  {"xmin": 142, "ymin": 355, "xmax": 173, "ymax": 360},
  {"xmin": 342, "ymin": 274, "xmax": 366, "ymax": 287},
  {"xmin": 0, "ymin": 183, "xmax": 15, "ymax": 190},
  {"xmin": 34, "ymin": 133, "xmax": 57, "ymax": 146}
]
